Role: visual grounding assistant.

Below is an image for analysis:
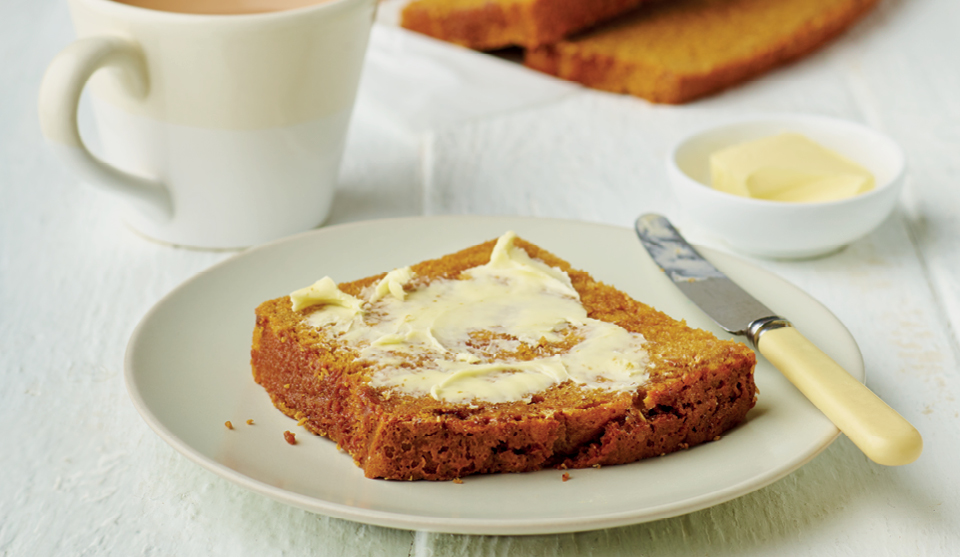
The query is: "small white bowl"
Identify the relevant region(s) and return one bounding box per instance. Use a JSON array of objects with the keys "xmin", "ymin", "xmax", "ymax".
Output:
[{"xmin": 667, "ymin": 114, "xmax": 906, "ymax": 259}]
